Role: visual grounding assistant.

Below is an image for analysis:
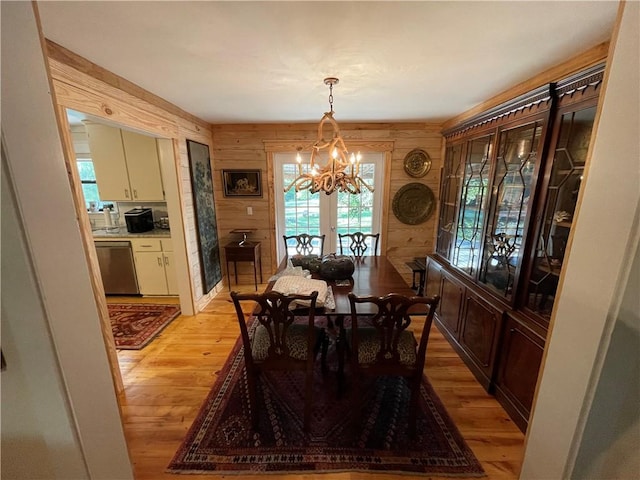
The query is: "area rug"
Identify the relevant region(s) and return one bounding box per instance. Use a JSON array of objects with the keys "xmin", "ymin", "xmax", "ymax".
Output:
[
  {"xmin": 167, "ymin": 317, "xmax": 485, "ymax": 476},
  {"xmin": 107, "ymin": 303, "xmax": 180, "ymax": 350}
]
